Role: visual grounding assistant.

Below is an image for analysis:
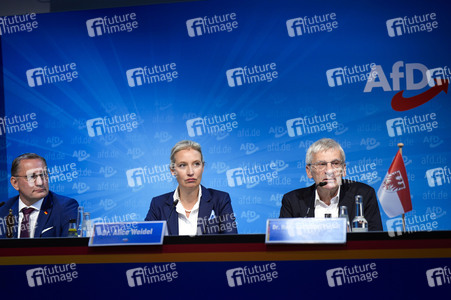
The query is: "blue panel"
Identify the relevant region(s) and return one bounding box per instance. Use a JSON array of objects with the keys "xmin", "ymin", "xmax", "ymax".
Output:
[{"xmin": 0, "ymin": 0, "xmax": 450, "ymax": 233}]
